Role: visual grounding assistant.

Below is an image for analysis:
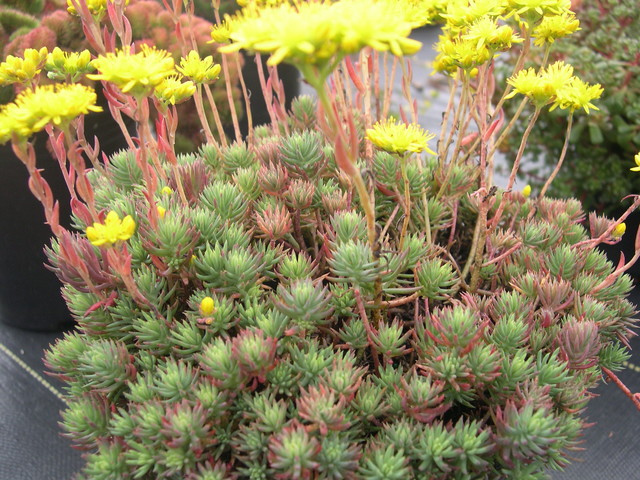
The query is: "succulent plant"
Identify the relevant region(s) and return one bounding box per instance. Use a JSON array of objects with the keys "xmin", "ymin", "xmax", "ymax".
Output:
[{"xmin": 0, "ymin": 0, "xmax": 638, "ymax": 479}]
